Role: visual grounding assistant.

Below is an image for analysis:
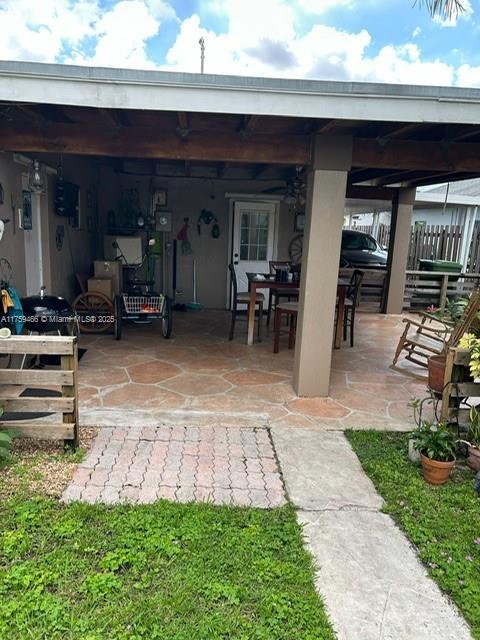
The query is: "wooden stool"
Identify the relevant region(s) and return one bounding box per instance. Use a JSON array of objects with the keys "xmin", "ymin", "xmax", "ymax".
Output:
[{"xmin": 273, "ymin": 302, "xmax": 298, "ymax": 353}]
